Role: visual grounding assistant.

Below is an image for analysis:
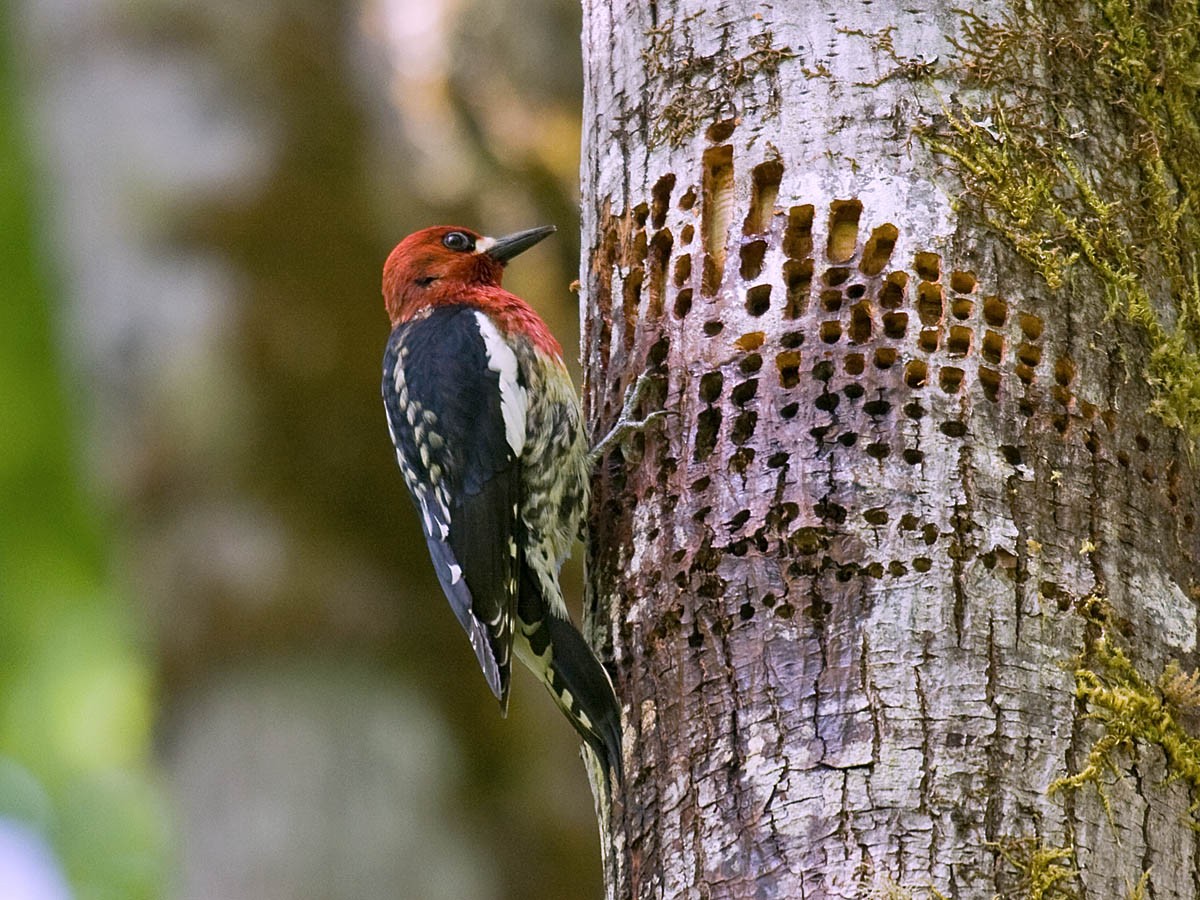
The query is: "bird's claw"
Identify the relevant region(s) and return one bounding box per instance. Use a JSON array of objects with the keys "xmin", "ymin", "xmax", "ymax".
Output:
[{"xmin": 590, "ymin": 374, "xmax": 672, "ymax": 465}]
